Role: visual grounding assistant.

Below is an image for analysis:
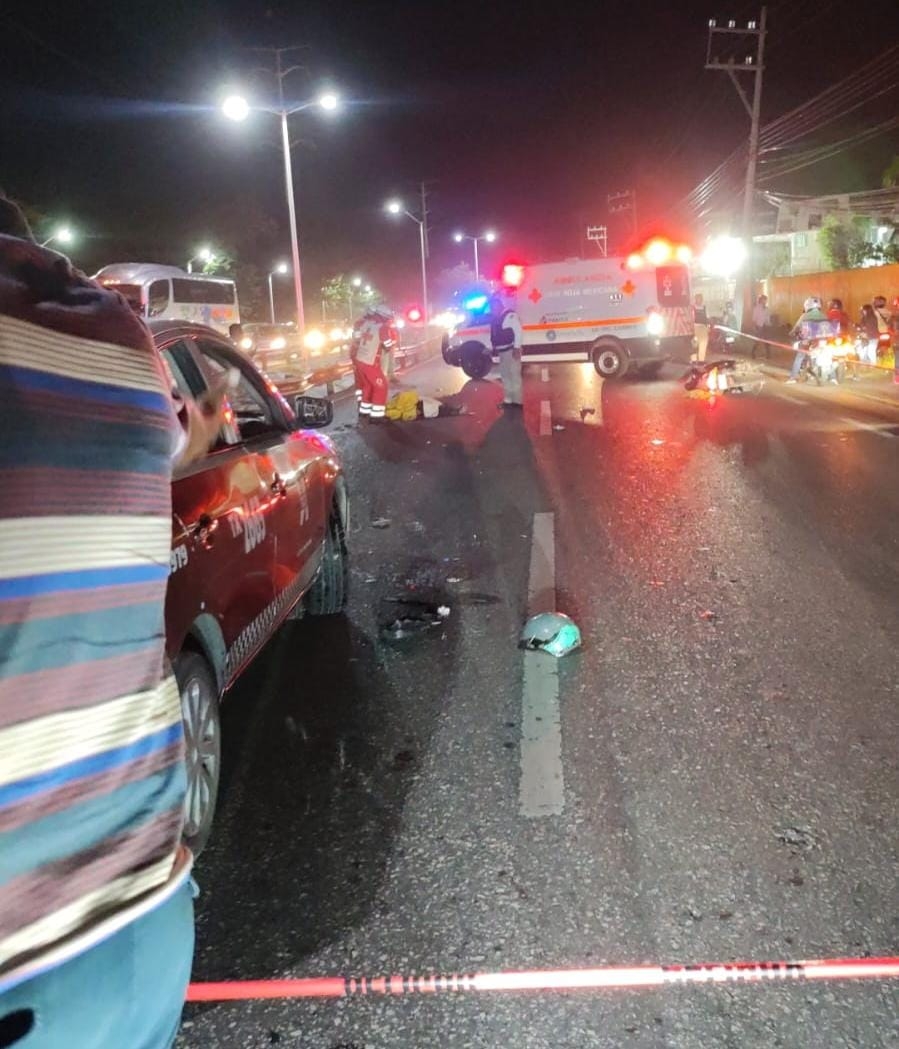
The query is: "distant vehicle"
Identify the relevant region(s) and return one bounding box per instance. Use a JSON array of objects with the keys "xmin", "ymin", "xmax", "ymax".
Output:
[
  {"xmin": 152, "ymin": 320, "xmax": 349, "ymax": 852},
  {"xmin": 238, "ymin": 322, "xmax": 303, "ymax": 376},
  {"xmin": 93, "ymin": 263, "xmax": 239, "ymax": 335},
  {"xmin": 442, "ymin": 238, "xmax": 695, "ymax": 380}
]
